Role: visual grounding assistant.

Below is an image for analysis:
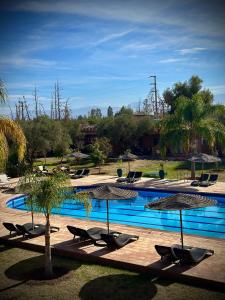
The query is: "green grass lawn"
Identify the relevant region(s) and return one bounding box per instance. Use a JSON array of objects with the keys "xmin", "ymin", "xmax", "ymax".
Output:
[
  {"xmin": 0, "ymin": 244, "xmax": 224, "ymax": 300},
  {"xmin": 34, "ymin": 156, "xmax": 225, "ymax": 182}
]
